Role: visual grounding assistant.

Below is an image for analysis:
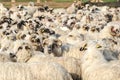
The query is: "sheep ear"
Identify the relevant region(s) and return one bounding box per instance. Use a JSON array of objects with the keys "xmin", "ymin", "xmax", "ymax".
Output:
[
  {"xmin": 16, "ymin": 33, "xmax": 21, "ymax": 39},
  {"xmin": 0, "ymin": 26, "xmax": 3, "ymax": 29},
  {"xmin": 80, "ymin": 43, "xmax": 87, "ymax": 51},
  {"xmin": 83, "ymin": 43, "xmax": 87, "ymax": 48},
  {"xmin": 96, "ymin": 44, "xmax": 102, "ymax": 48}
]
